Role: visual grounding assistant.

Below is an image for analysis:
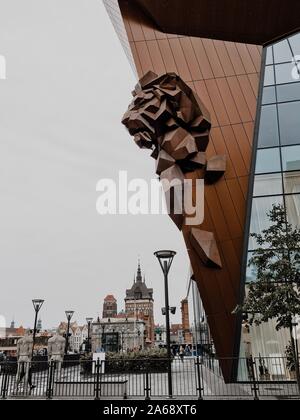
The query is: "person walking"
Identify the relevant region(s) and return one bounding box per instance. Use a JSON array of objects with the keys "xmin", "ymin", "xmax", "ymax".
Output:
[{"xmin": 179, "ymin": 346, "xmax": 185, "ymax": 363}]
